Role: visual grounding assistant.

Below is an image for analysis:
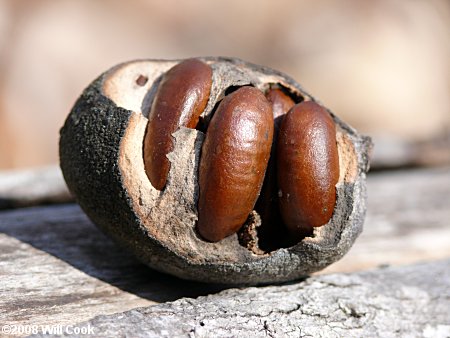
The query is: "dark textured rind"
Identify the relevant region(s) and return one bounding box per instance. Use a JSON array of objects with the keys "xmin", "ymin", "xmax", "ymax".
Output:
[
  {"xmin": 60, "ymin": 57, "xmax": 372, "ymax": 284},
  {"xmin": 59, "ymin": 82, "xmax": 193, "ymax": 283}
]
